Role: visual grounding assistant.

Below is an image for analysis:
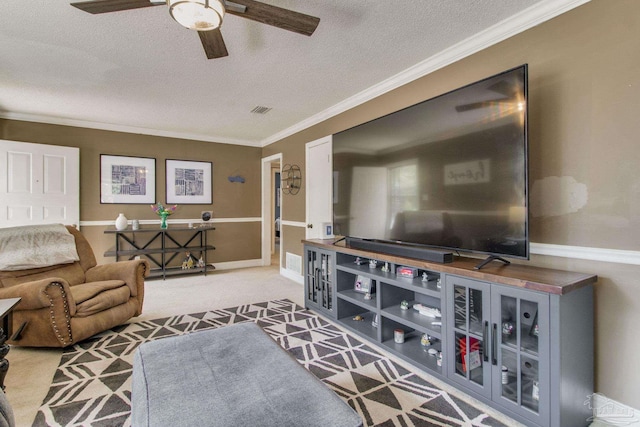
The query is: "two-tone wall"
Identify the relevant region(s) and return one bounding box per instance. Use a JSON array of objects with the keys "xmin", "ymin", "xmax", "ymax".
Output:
[
  {"xmin": 264, "ymin": 0, "xmax": 640, "ymax": 411},
  {"xmin": 0, "ymin": 120, "xmax": 263, "ymax": 267}
]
